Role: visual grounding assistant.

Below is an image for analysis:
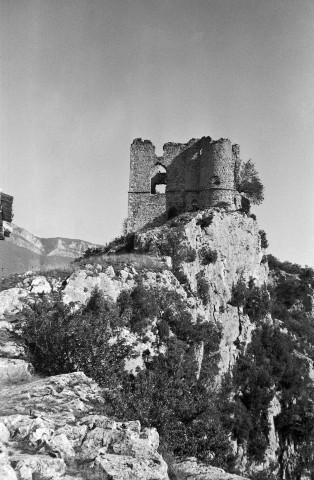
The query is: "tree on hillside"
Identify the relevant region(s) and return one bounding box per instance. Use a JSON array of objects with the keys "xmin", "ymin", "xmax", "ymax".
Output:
[{"xmin": 237, "ymin": 160, "xmax": 264, "ymax": 205}]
